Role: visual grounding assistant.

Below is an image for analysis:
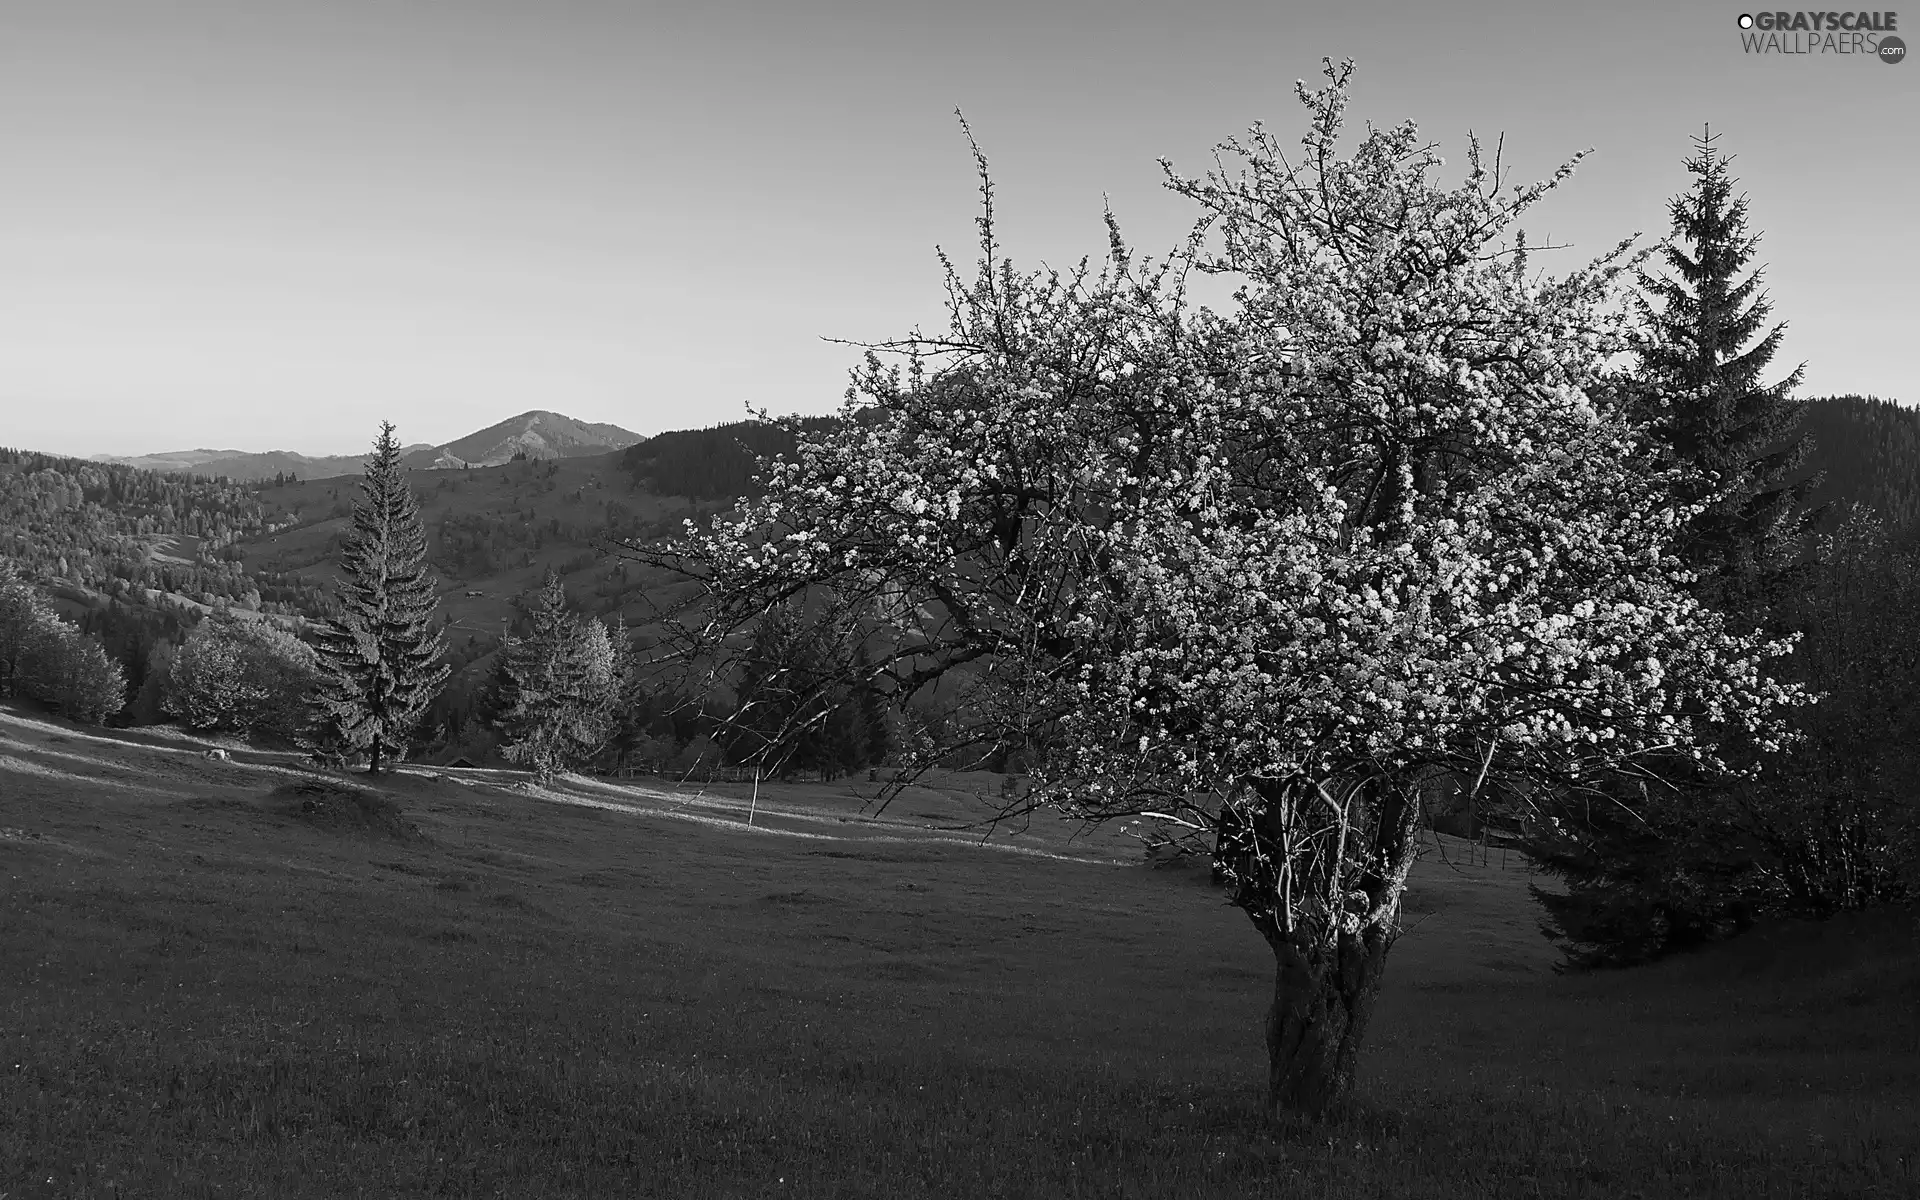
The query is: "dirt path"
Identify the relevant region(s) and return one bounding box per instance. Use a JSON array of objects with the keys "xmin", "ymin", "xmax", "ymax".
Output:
[{"xmin": 0, "ymin": 706, "xmax": 1137, "ymax": 867}]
